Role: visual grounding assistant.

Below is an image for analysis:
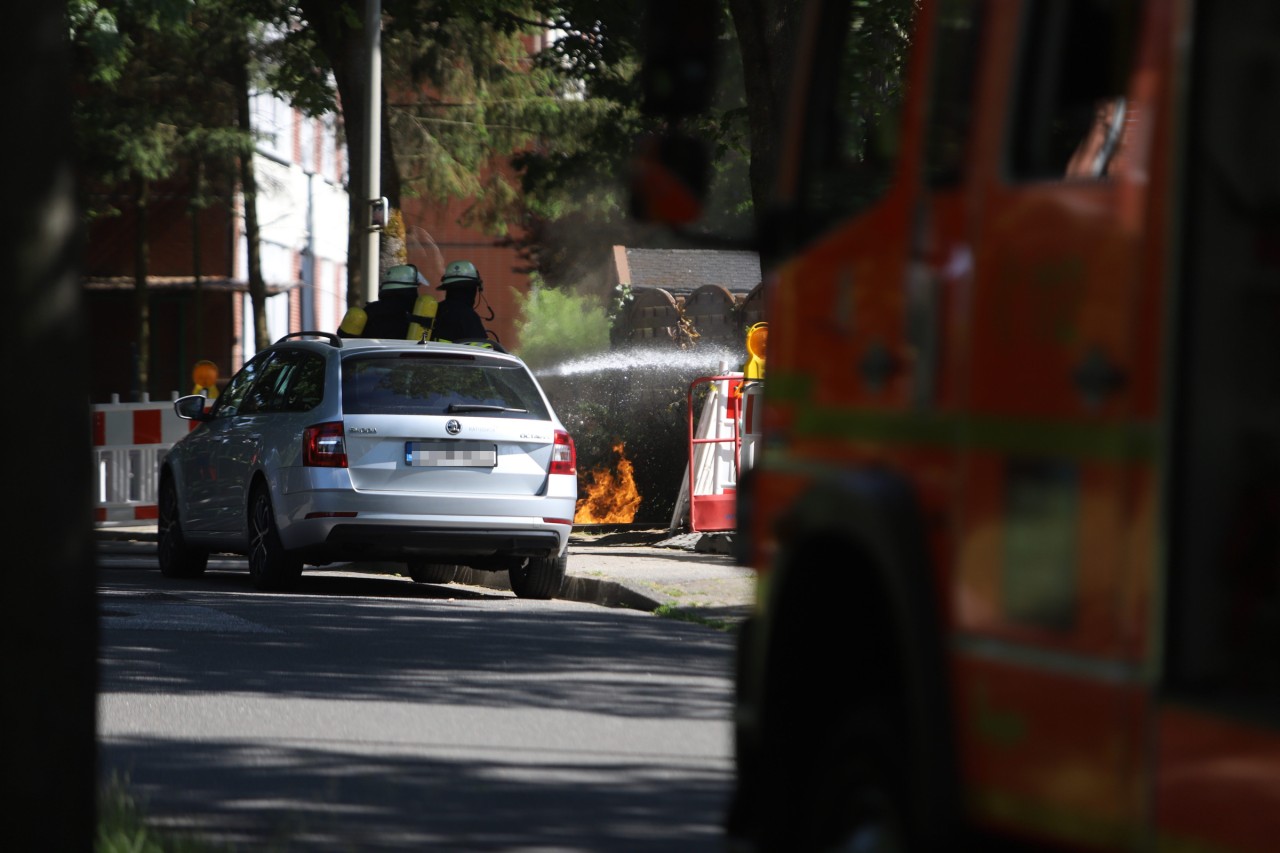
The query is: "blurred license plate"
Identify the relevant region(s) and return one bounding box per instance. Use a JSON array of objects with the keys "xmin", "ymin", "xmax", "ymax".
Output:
[{"xmin": 406, "ymin": 442, "xmax": 497, "ymax": 467}]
